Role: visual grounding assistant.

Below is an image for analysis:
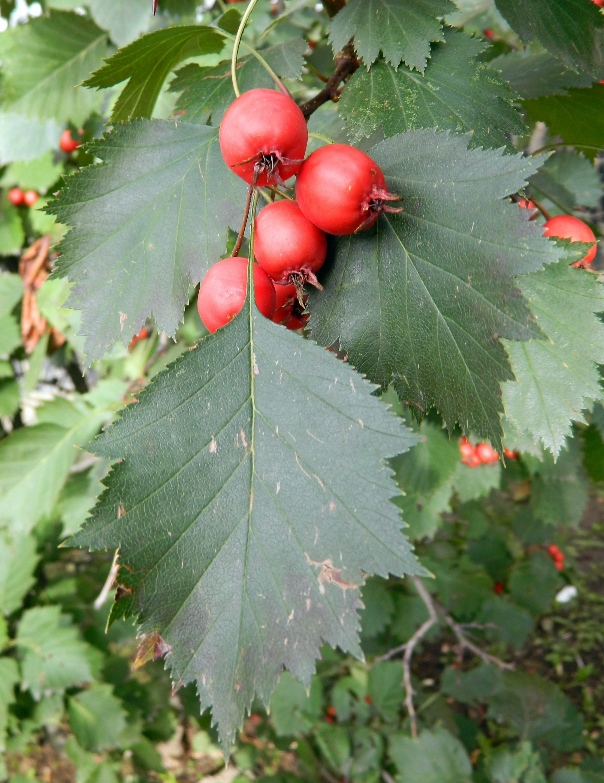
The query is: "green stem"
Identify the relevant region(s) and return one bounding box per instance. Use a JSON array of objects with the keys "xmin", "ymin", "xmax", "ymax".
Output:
[
  {"xmin": 220, "ymin": 30, "xmax": 287, "ymax": 95},
  {"xmin": 309, "ymin": 131, "xmax": 335, "ymax": 145},
  {"xmin": 231, "ymin": 0, "xmax": 262, "ymax": 98}
]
